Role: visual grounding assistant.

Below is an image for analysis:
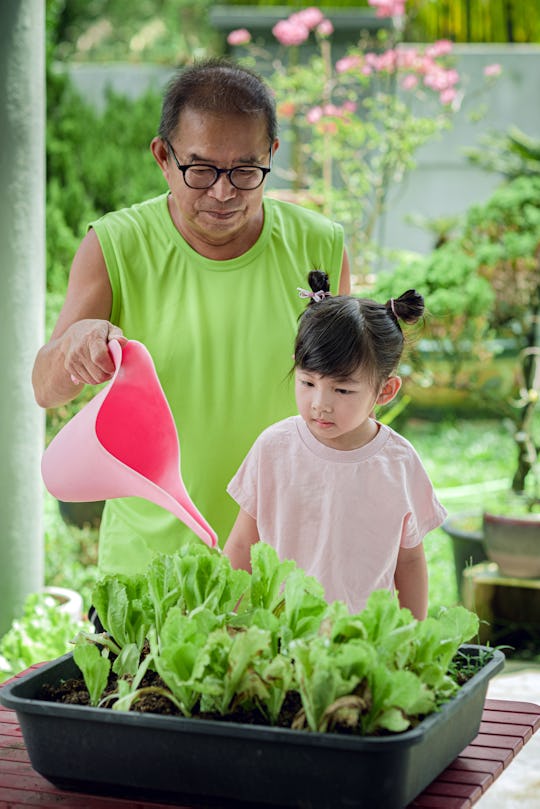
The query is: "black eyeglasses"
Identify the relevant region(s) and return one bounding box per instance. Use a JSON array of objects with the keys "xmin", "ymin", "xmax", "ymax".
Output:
[{"xmin": 165, "ymin": 140, "xmax": 272, "ymax": 190}]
